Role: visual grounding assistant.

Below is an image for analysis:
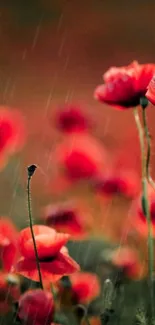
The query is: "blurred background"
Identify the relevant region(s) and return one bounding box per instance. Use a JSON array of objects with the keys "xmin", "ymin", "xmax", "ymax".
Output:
[{"xmin": 0, "ymin": 0, "xmax": 155, "ymax": 243}]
